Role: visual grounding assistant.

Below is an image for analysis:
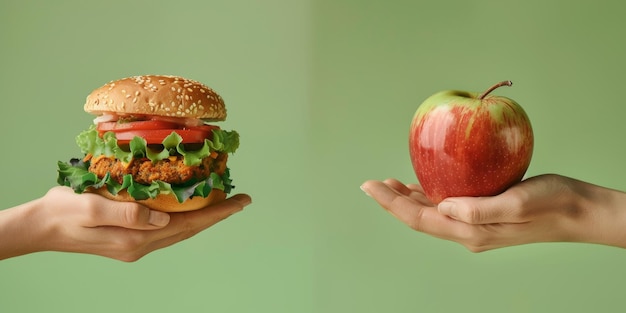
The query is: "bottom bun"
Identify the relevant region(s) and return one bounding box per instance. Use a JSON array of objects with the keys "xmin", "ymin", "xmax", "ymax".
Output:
[{"xmin": 87, "ymin": 187, "xmax": 227, "ymax": 212}]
